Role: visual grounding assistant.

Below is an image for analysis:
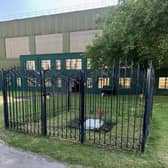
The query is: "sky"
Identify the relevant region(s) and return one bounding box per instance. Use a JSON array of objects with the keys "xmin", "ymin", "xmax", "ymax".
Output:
[{"xmin": 0, "ymin": 0, "xmax": 117, "ymax": 21}]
